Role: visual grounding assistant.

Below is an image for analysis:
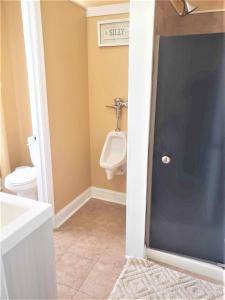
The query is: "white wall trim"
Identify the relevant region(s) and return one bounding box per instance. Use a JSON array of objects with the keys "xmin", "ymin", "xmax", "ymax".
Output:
[
  {"xmin": 86, "ymin": 3, "xmax": 129, "ymax": 17},
  {"xmin": 126, "ymin": 0, "xmax": 155, "ymax": 258},
  {"xmin": 91, "ymin": 186, "xmax": 126, "ymax": 205},
  {"xmin": 54, "ymin": 187, "xmax": 126, "ymax": 228},
  {"xmin": 146, "ymin": 248, "xmax": 225, "ymax": 283},
  {"xmin": 69, "ymin": 0, "xmax": 87, "ymax": 9},
  {"xmin": 20, "ymin": 1, "xmax": 55, "ymax": 210},
  {"xmin": 54, "ymin": 188, "xmax": 91, "ymax": 228}
]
